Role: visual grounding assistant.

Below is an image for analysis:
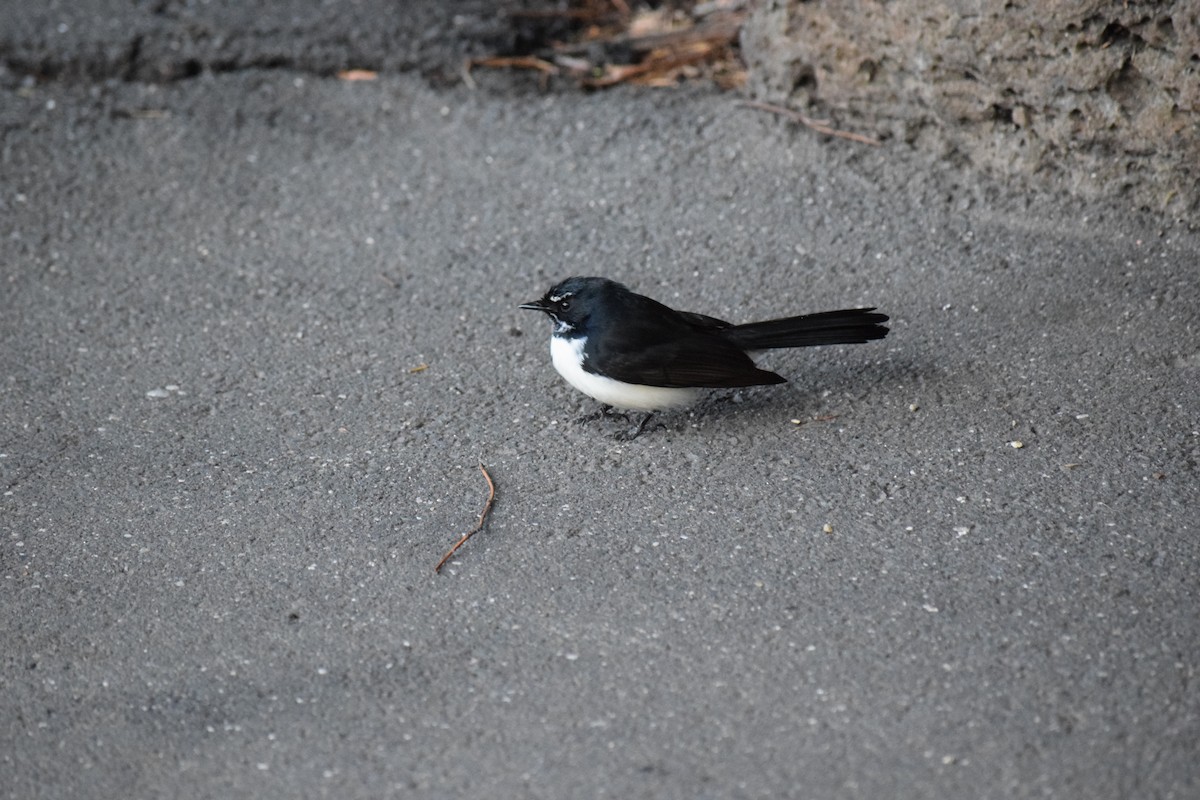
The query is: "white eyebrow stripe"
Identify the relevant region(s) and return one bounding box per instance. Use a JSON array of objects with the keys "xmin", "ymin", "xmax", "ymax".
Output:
[{"xmin": 548, "ymin": 292, "xmax": 573, "ymax": 303}]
